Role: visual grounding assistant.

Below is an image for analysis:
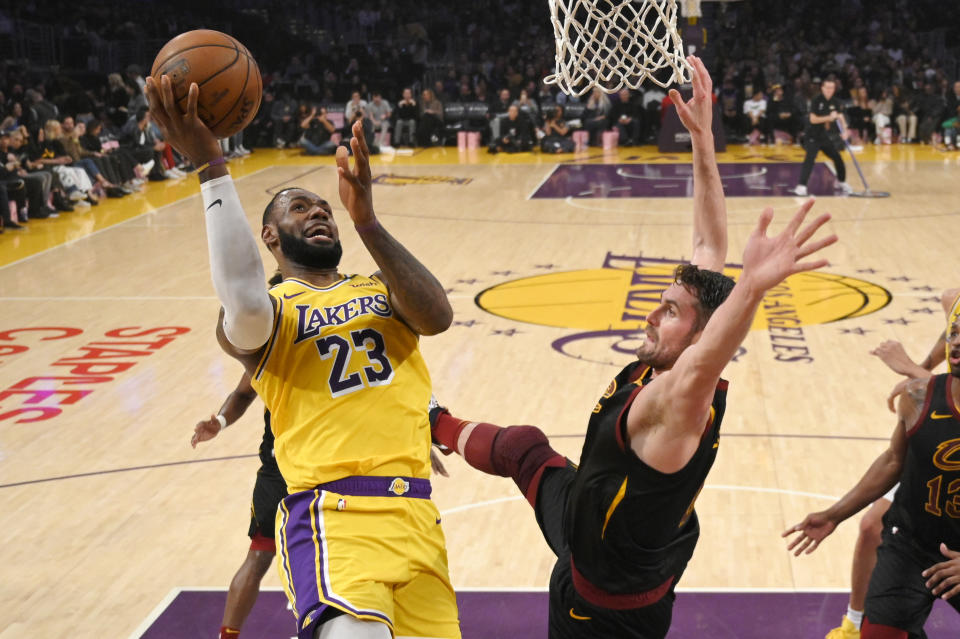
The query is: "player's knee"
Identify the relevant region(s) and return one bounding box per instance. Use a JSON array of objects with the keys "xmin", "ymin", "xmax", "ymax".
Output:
[
  {"xmin": 241, "ymin": 547, "xmax": 275, "ymax": 580},
  {"xmin": 490, "ymin": 425, "xmax": 564, "ymax": 492},
  {"xmin": 252, "ymin": 548, "xmax": 275, "ymax": 571},
  {"xmin": 859, "ymin": 505, "xmax": 886, "ymax": 546}
]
